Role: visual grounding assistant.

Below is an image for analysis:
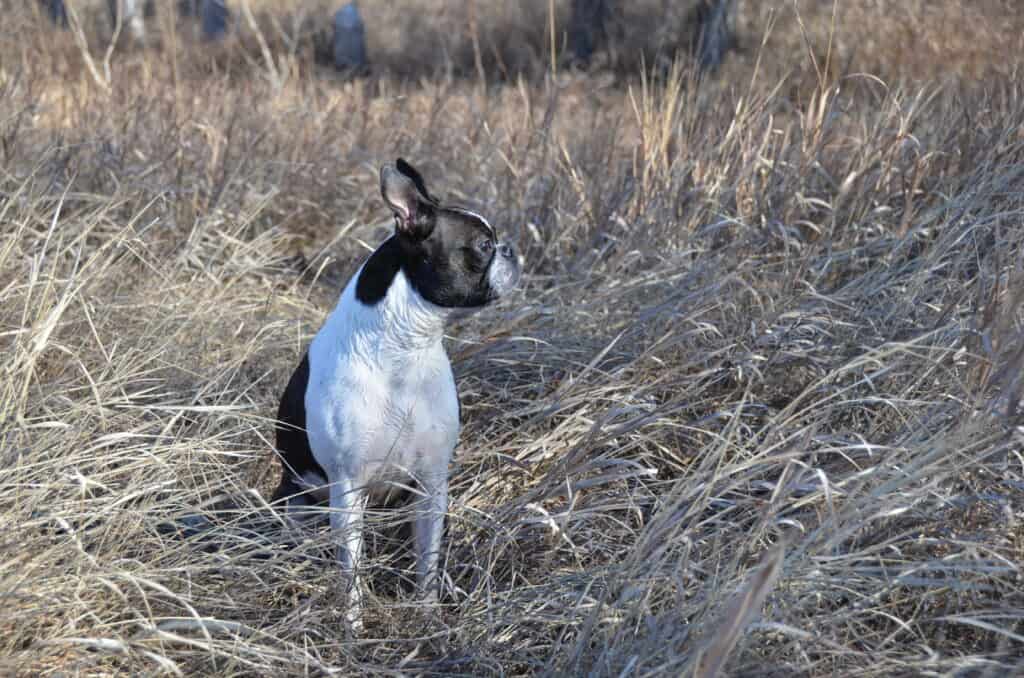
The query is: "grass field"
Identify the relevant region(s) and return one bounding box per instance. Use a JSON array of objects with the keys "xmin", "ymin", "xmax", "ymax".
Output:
[{"xmin": 3, "ymin": 1, "xmax": 1024, "ymax": 675}]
